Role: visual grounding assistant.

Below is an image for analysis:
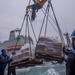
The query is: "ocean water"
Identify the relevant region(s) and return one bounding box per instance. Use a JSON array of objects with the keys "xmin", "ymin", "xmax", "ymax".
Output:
[{"xmin": 13, "ymin": 61, "xmax": 66, "ymax": 75}]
